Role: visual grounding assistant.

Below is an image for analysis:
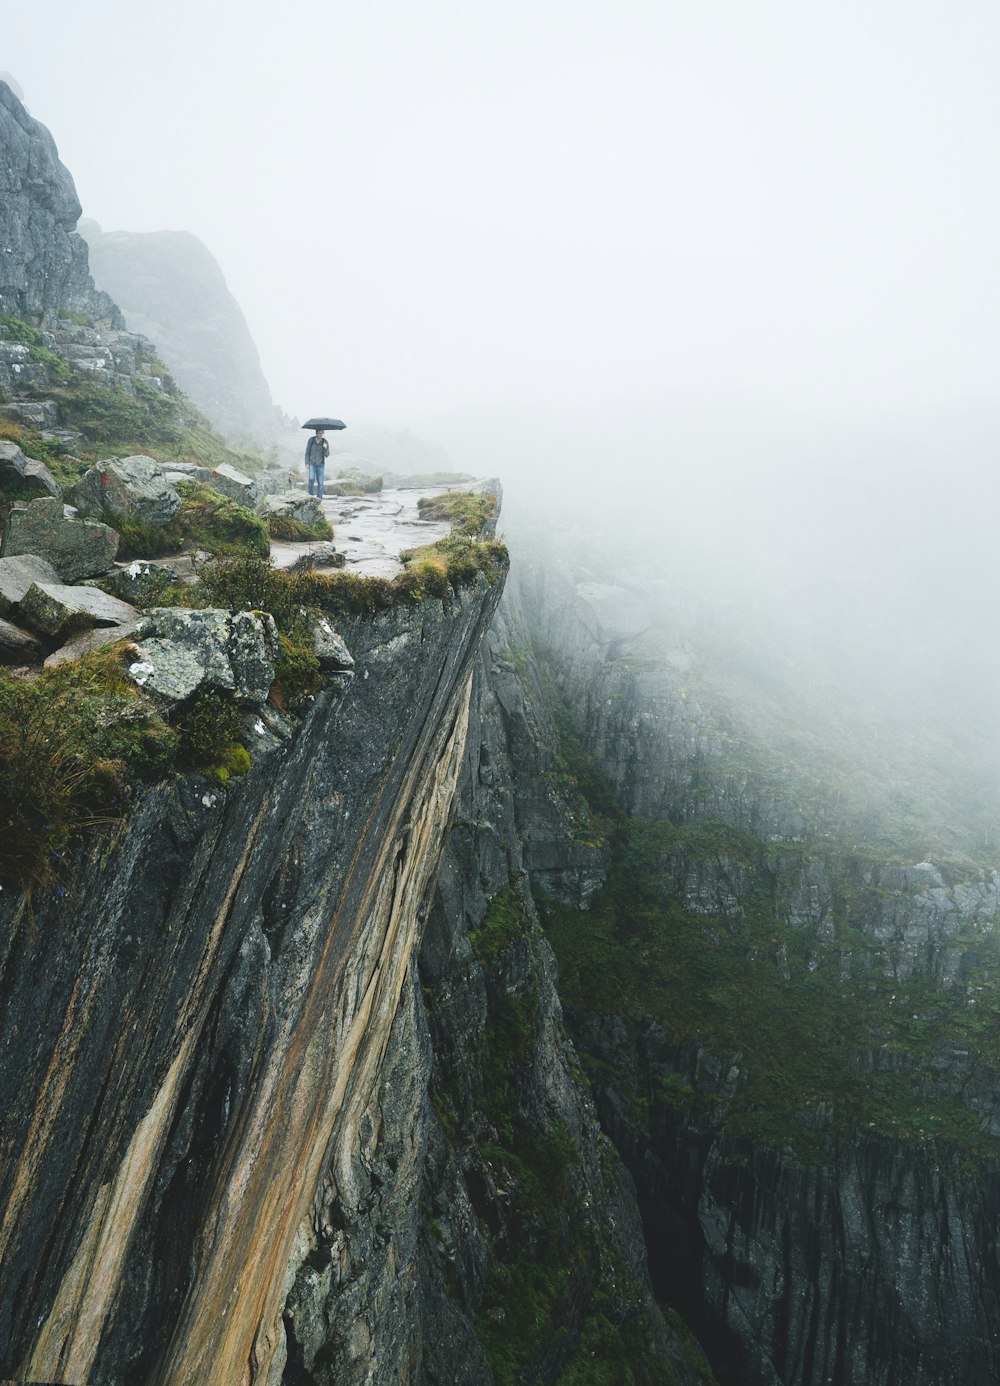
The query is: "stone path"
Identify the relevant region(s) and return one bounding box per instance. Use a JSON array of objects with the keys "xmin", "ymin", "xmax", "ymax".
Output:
[{"xmin": 269, "ymin": 485, "xmax": 453, "ymax": 579}]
